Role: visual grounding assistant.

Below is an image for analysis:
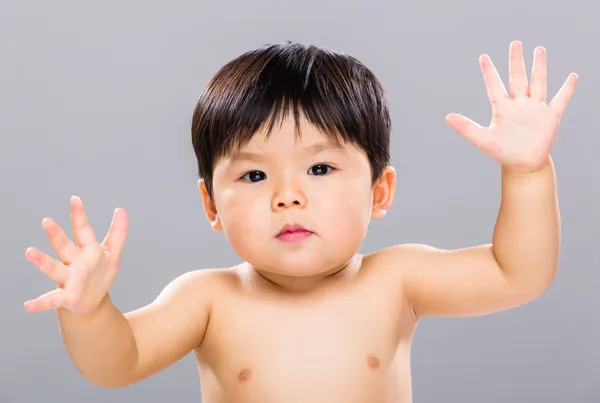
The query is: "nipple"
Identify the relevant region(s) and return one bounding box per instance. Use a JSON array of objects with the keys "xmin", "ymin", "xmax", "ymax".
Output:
[
  {"xmin": 367, "ymin": 356, "xmax": 380, "ymax": 370},
  {"xmin": 238, "ymin": 368, "xmax": 252, "ymax": 382}
]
